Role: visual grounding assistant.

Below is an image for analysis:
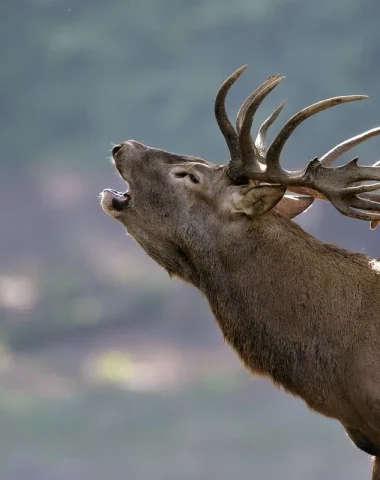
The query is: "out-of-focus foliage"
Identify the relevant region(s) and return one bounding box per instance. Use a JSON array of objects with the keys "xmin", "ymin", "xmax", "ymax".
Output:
[
  {"xmin": 2, "ymin": 0, "xmax": 380, "ymax": 168},
  {"xmin": 1, "ymin": 0, "xmax": 380, "ymax": 478}
]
